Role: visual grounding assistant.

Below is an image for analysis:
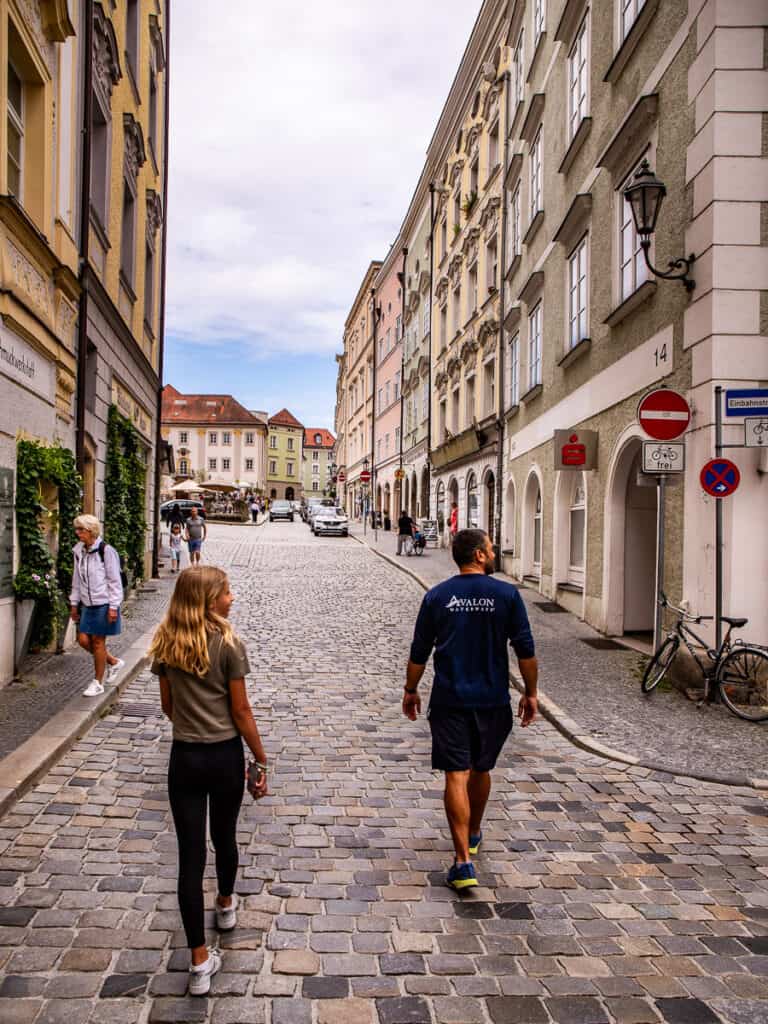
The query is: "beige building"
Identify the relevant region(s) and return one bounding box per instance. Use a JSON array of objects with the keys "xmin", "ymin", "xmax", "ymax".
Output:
[{"xmin": 302, "ymin": 428, "xmax": 335, "ymax": 496}]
